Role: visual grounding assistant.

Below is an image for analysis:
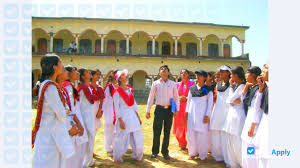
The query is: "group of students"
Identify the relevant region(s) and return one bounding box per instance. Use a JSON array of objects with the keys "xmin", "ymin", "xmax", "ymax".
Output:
[
  {"xmin": 172, "ymin": 64, "xmax": 269, "ymax": 168},
  {"xmin": 32, "ymin": 53, "xmax": 269, "ymax": 168},
  {"xmin": 32, "ymin": 54, "xmax": 143, "ymax": 168}
]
